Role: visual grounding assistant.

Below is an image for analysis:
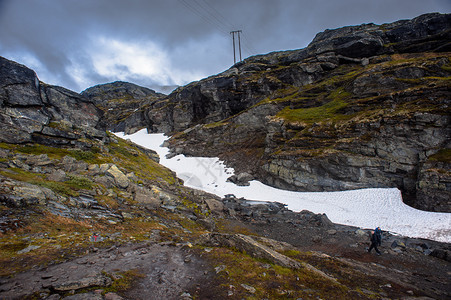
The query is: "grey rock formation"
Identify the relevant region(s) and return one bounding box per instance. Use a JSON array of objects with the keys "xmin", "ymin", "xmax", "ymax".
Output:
[
  {"xmin": 143, "ymin": 13, "xmax": 450, "ymax": 134},
  {"xmin": 0, "ymin": 56, "xmax": 105, "ymax": 145},
  {"xmin": 81, "ymin": 81, "xmax": 166, "ymax": 134},
  {"xmin": 140, "ymin": 13, "xmax": 451, "ymax": 212},
  {"xmin": 51, "ymin": 273, "xmax": 112, "ymax": 292}
]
